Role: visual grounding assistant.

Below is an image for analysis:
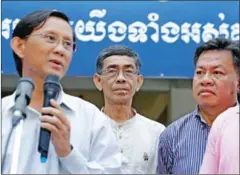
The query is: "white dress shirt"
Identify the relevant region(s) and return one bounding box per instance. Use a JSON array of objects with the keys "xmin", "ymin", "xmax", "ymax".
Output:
[
  {"xmin": 103, "ymin": 111, "xmax": 165, "ymax": 174},
  {"xmin": 1, "ymin": 91, "xmax": 121, "ymax": 174}
]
